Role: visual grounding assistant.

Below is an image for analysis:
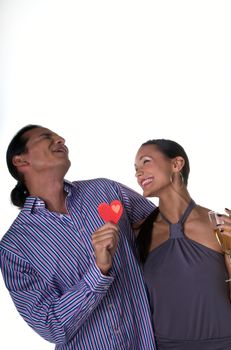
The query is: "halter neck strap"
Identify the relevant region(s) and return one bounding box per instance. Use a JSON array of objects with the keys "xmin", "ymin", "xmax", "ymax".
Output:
[{"xmin": 160, "ymin": 199, "xmax": 196, "ymax": 225}]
